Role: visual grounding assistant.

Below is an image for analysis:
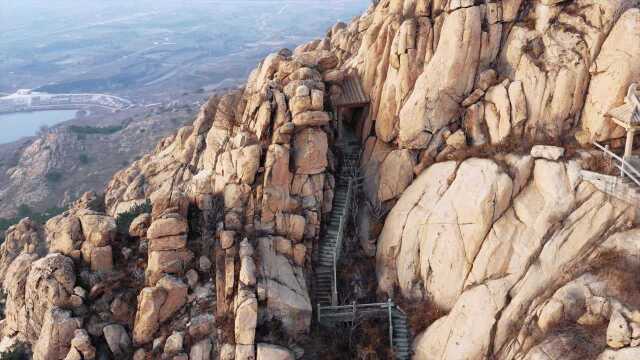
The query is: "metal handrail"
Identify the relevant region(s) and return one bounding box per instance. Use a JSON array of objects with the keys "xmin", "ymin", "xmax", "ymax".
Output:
[
  {"xmin": 593, "ymin": 141, "xmax": 640, "ymax": 180},
  {"xmin": 388, "ymin": 299, "xmax": 394, "ymax": 351},
  {"xmin": 330, "ymin": 178, "xmax": 354, "ymax": 305},
  {"xmin": 615, "ymin": 164, "xmax": 640, "ymax": 187}
]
